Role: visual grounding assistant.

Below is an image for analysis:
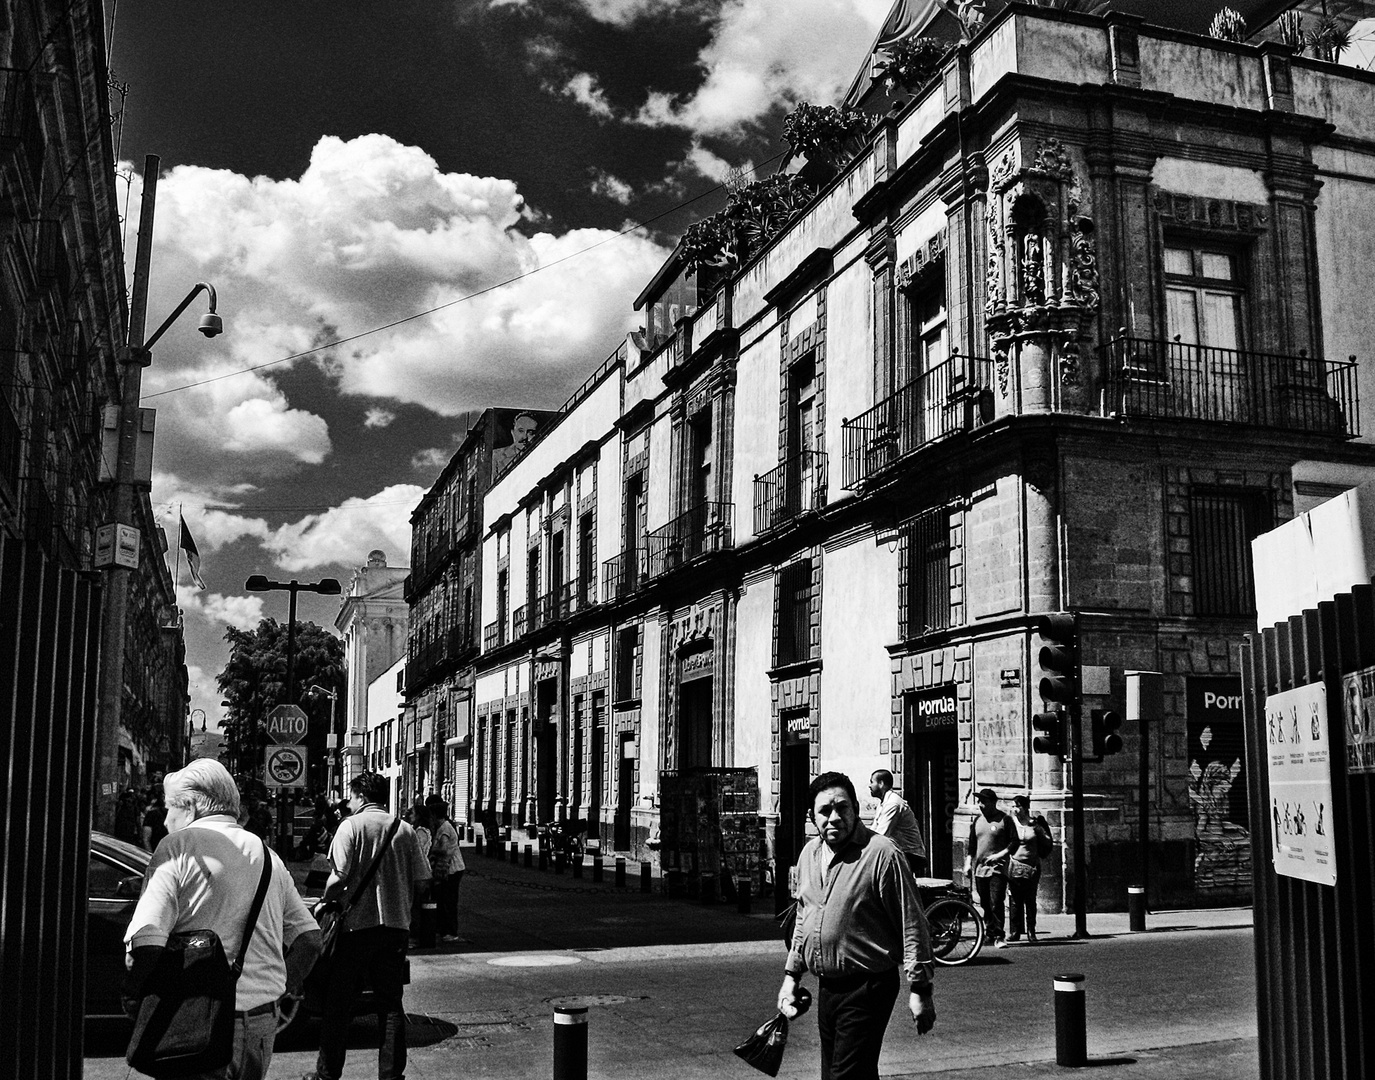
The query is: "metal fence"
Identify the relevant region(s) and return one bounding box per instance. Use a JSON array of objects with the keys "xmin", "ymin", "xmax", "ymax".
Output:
[
  {"xmin": 0, "ymin": 539, "xmax": 104, "ymax": 1080},
  {"xmin": 1242, "ymin": 586, "xmax": 1375, "ymax": 1080},
  {"xmin": 754, "ymin": 451, "xmax": 827, "ymax": 535}
]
